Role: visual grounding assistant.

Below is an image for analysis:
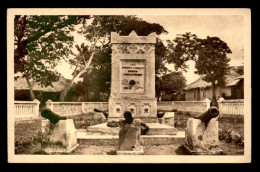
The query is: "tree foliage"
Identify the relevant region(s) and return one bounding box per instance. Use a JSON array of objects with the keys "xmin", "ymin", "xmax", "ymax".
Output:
[
  {"xmin": 167, "ymin": 32, "xmax": 232, "ymax": 106},
  {"xmin": 14, "ymin": 15, "xmax": 89, "ymax": 99},
  {"xmin": 161, "ymin": 72, "xmax": 186, "ymax": 95},
  {"xmin": 156, "ymin": 72, "xmax": 186, "ymax": 101}
]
